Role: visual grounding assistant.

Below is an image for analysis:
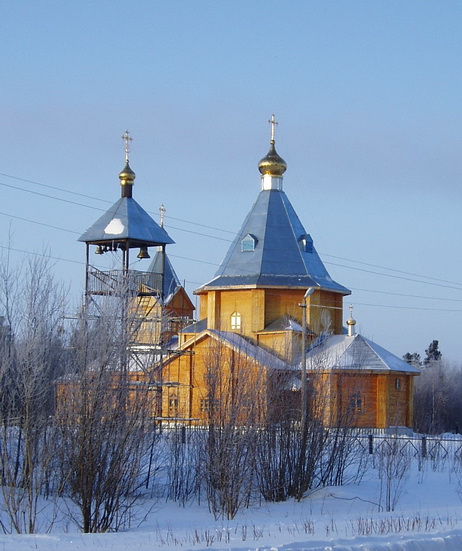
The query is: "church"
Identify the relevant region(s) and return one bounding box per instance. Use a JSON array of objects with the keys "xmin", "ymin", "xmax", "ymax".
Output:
[{"xmin": 76, "ymin": 121, "xmax": 419, "ymax": 430}]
